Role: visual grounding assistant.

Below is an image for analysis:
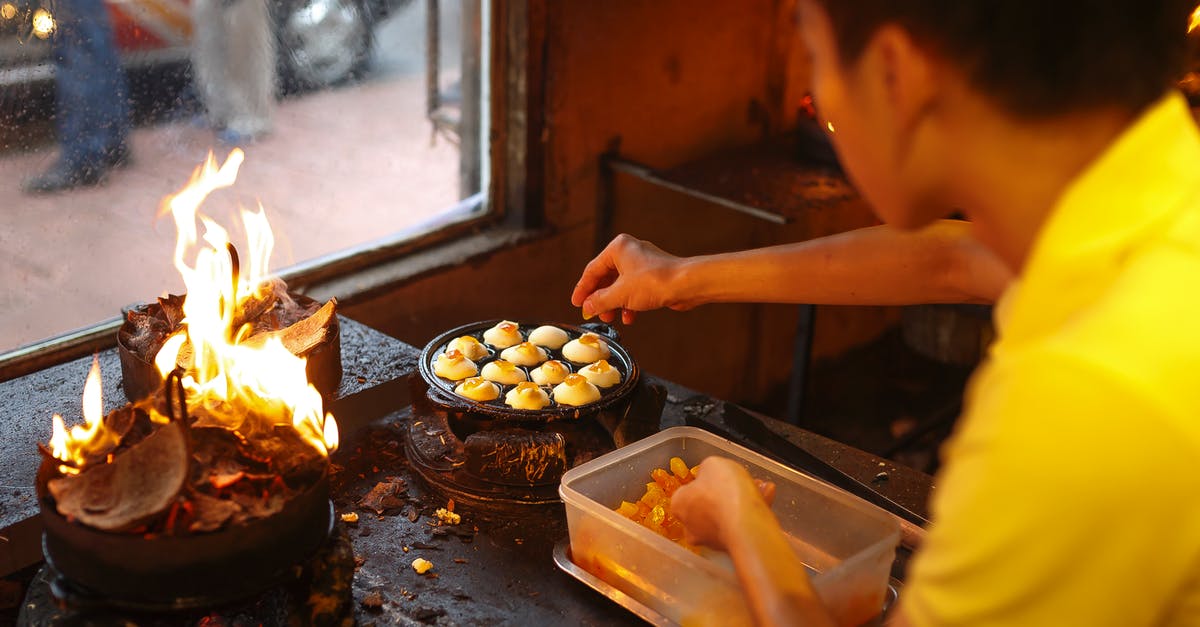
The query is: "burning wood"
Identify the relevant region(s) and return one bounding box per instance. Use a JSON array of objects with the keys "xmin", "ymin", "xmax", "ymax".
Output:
[
  {"xmin": 43, "ymin": 150, "xmax": 339, "ymax": 539},
  {"xmin": 48, "ymin": 420, "xmax": 187, "ymax": 532}
]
